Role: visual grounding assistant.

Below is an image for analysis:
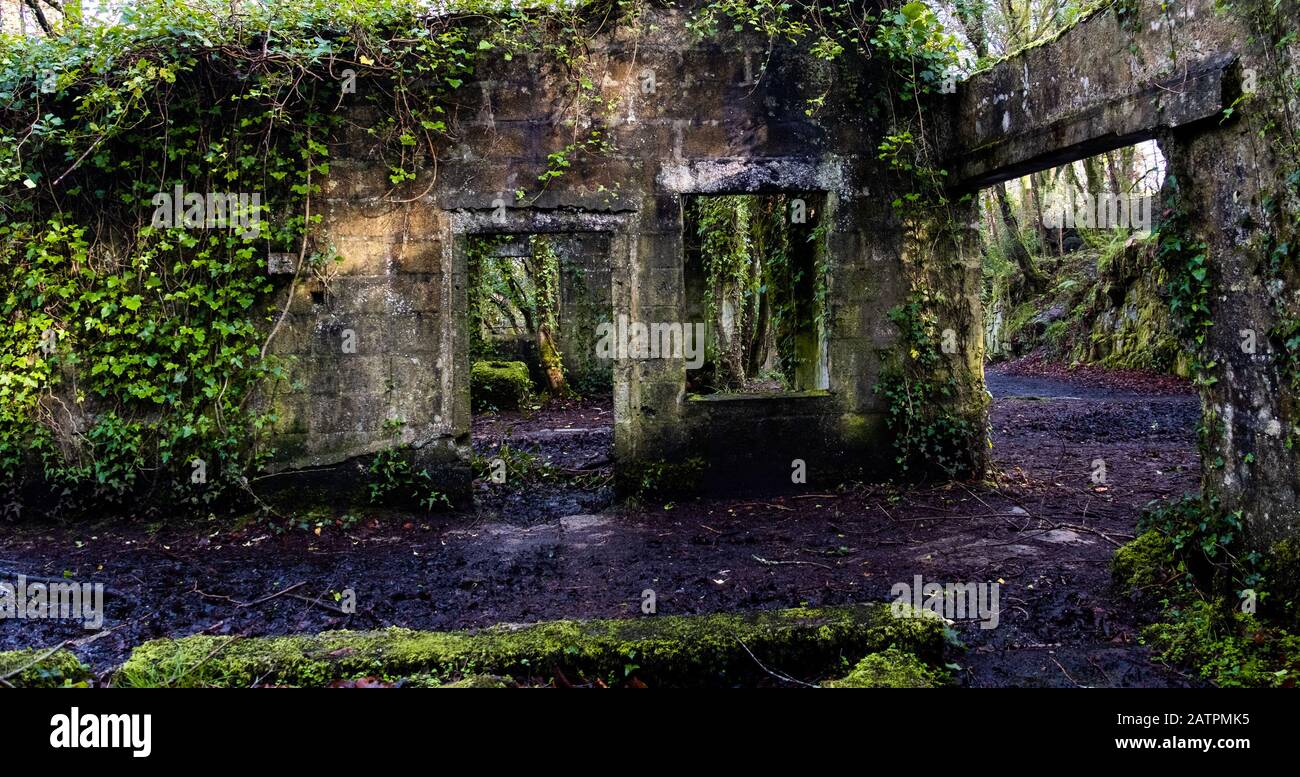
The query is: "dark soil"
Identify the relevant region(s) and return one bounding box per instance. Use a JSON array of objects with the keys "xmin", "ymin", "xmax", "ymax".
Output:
[
  {"xmin": 0, "ymin": 365, "xmax": 1202, "ymax": 687},
  {"xmin": 470, "ymin": 395, "xmax": 615, "ymax": 524}
]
